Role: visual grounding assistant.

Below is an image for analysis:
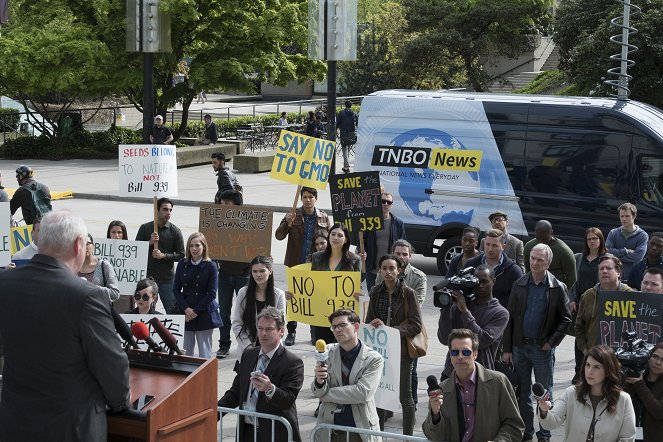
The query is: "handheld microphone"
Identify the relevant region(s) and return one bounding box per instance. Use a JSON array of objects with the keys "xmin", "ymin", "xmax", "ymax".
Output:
[
  {"xmin": 111, "ymin": 307, "xmax": 139, "ymax": 349},
  {"xmin": 130, "ymin": 321, "xmax": 162, "ymax": 353},
  {"xmin": 427, "ymin": 375, "xmax": 443, "ymax": 394},
  {"xmin": 148, "ymin": 317, "xmax": 183, "ymax": 355},
  {"xmin": 315, "ymin": 339, "xmax": 329, "ymax": 366},
  {"xmin": 532, "ymin": 382, "xmax": 547, "ymax": 401}
]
